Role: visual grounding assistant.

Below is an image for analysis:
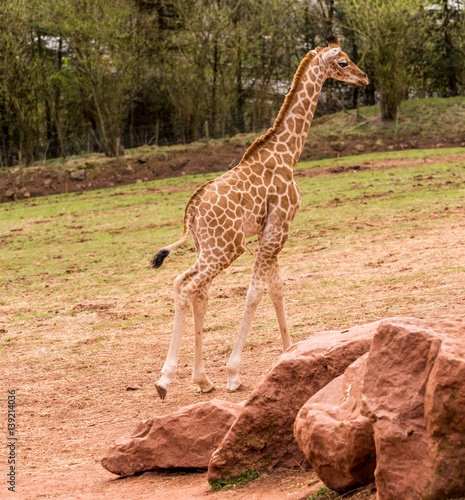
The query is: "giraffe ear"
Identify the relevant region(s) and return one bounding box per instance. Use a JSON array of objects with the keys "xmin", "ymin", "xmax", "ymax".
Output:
[
  {"xmin": 322, "ymin": 47, "xmax": 341, "ymax": 63},
  {"xmin": 326, "ymin": 34, "xmax": 340, "ymax": 48}
]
